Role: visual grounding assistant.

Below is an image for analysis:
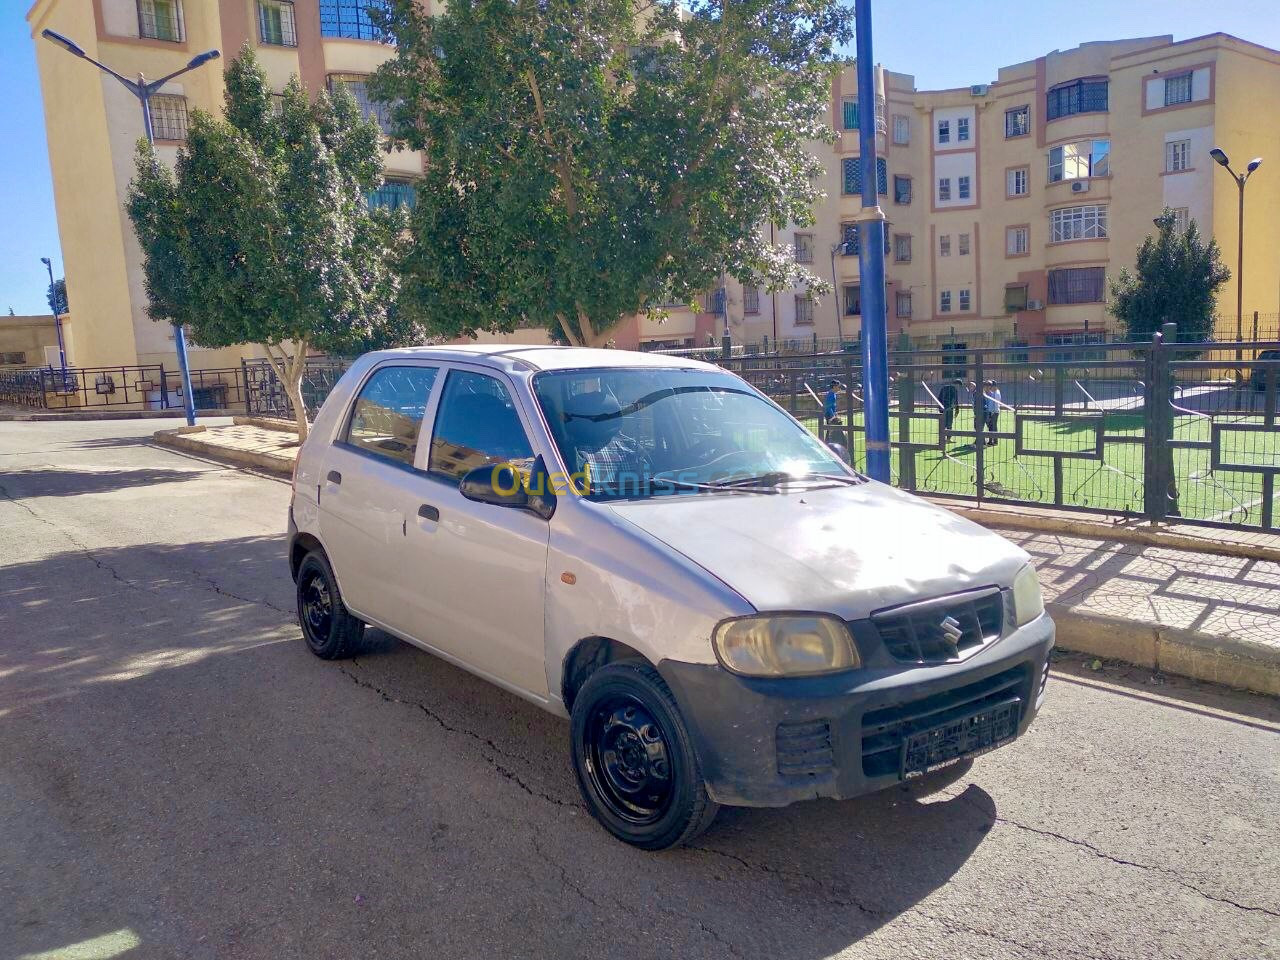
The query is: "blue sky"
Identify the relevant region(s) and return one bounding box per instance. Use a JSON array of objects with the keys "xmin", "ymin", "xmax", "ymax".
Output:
[{"xmin": 2, "ymin": 1, "xmax": 1278, "ymax": 315}]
